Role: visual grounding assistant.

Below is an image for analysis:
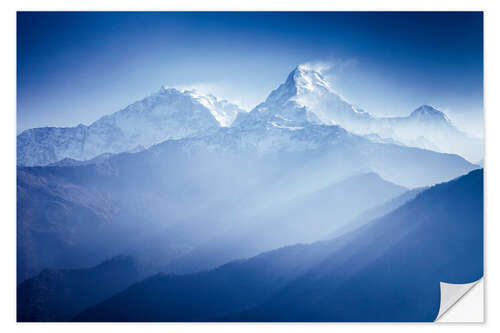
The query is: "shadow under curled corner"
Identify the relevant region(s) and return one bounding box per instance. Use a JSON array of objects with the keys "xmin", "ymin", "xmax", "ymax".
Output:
[{"xmin": 436, "ymin": 278, "xmax": 484, "ymax": 322}]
